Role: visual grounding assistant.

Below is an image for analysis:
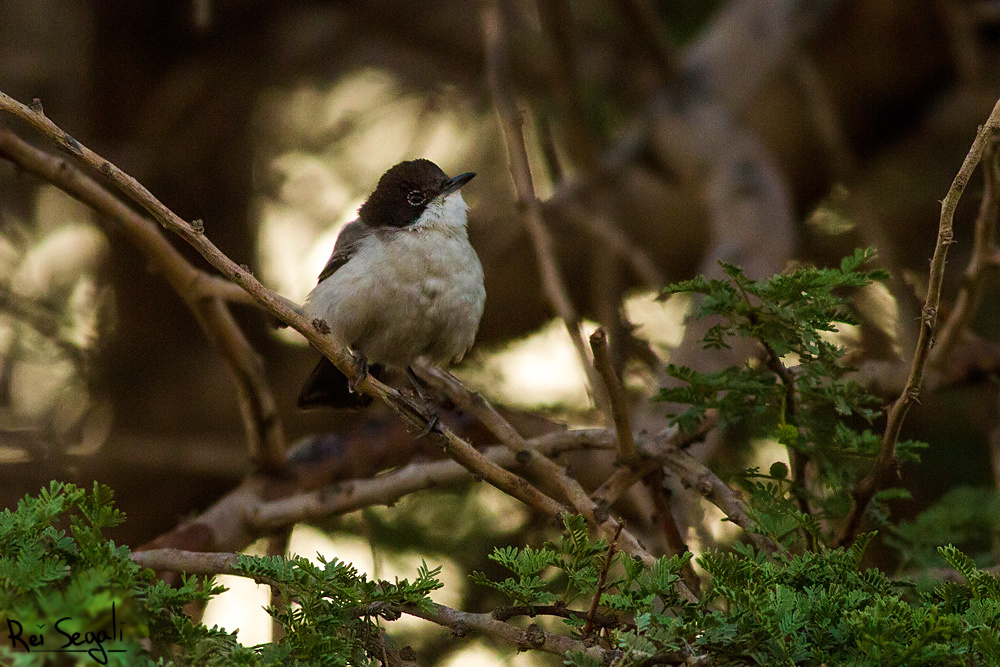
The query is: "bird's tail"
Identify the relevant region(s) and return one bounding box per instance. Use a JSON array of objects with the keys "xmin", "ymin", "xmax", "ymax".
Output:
[{"xmin": 297, "ymin": 357, "xmax": 384, "ymax": 409}]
